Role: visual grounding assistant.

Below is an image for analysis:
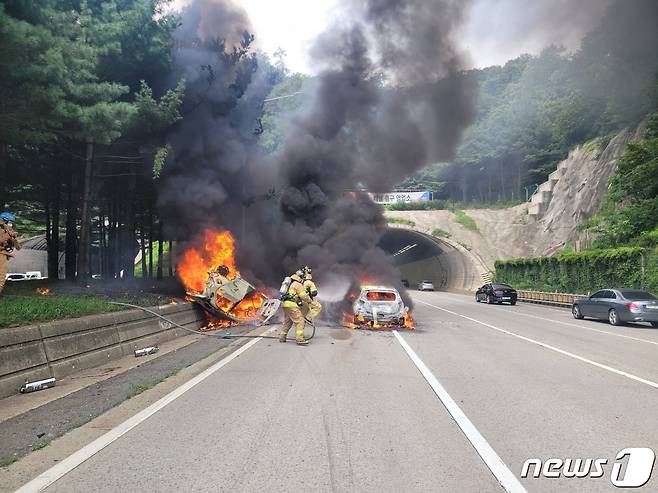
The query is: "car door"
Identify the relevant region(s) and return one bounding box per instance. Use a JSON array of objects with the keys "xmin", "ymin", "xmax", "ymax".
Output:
[
  {"xmin": 581, "ymin": 290, "xmax": 604, "ymax": 317},
  {"xmin": 604, "ymin": 290, "xmax": 620, "ymax": 318},
  {"xmin": 594, "ymin": 290, "xmax": 615, "ymax": 318}
]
